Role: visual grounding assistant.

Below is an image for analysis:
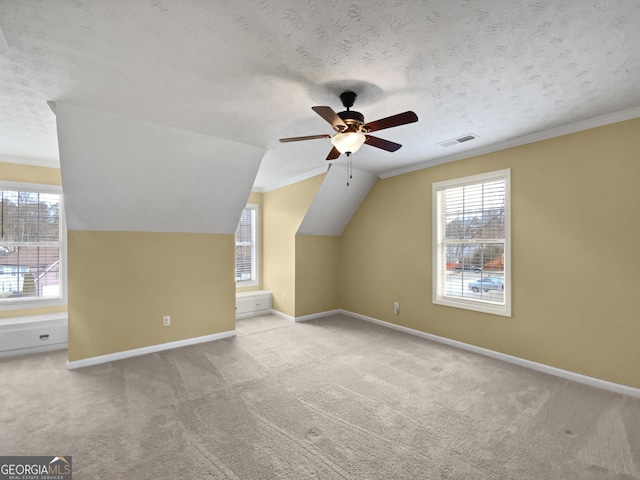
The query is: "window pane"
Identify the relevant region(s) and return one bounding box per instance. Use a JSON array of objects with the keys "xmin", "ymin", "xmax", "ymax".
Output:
[
  {"xmin": 235, "ymin": 206, "xmax": 257, "ymax": 284},
  {"xmin": 443, "ymin": 242, "xmax": 504, "ymax": 301},
  {"xmin": 433, "ymin": 169, "xmax": 510, "ymax": 316},
  {"xmin": 444, "ymin": 181, "xmax": 505, "ymax": 242},
  {"xmin": 236, "ymin": 209, "xmax": 253, "ymax": 243},
  {"xmin": 0, "ymin": 190, "xmax": 61, "ymax": 302}
]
